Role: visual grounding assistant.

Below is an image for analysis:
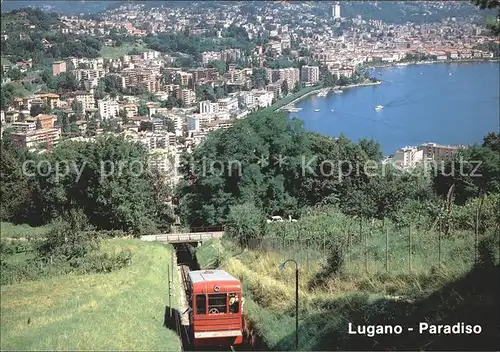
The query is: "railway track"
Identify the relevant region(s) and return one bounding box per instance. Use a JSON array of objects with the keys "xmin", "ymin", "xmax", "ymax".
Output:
[{"xmin": 177, "ymin": 263, "xmax": 192, "ymax": 351}]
